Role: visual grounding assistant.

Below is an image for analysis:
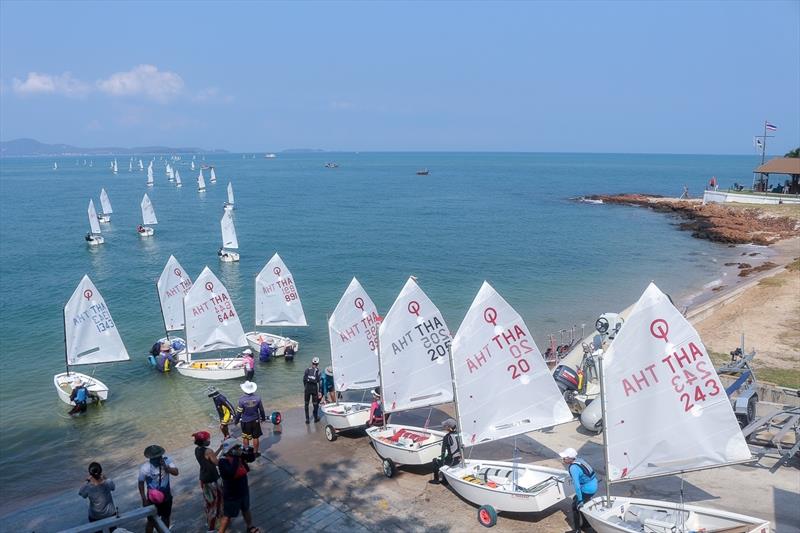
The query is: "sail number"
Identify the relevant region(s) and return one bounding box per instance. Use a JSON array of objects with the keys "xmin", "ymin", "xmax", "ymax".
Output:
[
  {"xmin": 670, "ymin": 360, "xmax": 721, "ymax": 412},
  {"xmin": 423, "ymin": 329, "xmax": 451, "ymax": 361},
  {"xmin": 506, "ymin": 339, "xmax": 533, "ymax": 380},
  {"xmin": 215, "ymin": 301, "xmax": 235, "ymax": 323}
]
